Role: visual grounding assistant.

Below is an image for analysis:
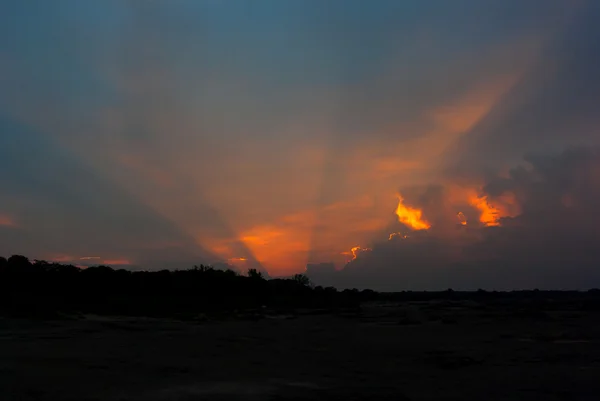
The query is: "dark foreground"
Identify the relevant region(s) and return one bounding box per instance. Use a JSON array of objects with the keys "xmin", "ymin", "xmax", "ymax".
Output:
[{"xmin": 2, "ymin": 300, "xmax": 600, "ymax": 401}]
